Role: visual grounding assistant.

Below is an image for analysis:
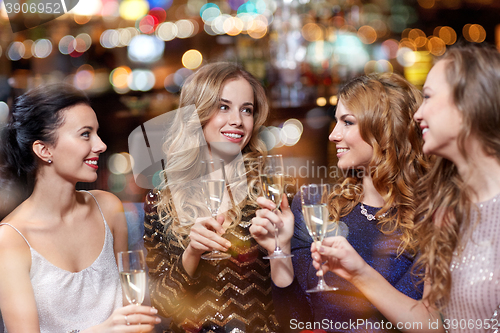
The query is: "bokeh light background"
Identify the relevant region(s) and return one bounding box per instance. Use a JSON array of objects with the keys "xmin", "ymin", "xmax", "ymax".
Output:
[{"xmin": 0, "ymin": 0, "xmax": 499, "ymax": 201}]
